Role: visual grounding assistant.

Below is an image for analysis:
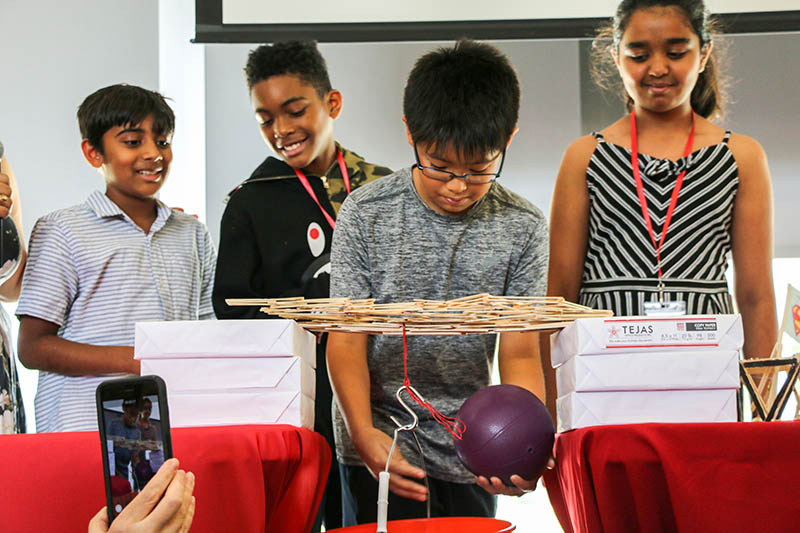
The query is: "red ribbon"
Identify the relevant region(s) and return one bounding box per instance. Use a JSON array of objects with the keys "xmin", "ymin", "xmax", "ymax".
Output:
[
  {"xmin": 293, "ymin": 150, "xmax": 351, "ymax": 230},
  {"xmin": 631, "ymin": 109, "xmax": 696, "ymax": 280},
  {"xmin": 402, "ymin": 324, "xmax": 466, "ymax": 440}
]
